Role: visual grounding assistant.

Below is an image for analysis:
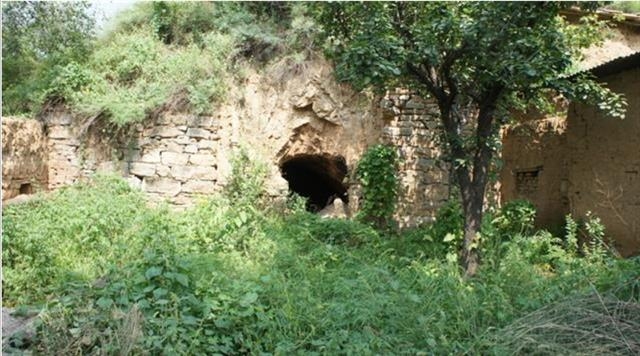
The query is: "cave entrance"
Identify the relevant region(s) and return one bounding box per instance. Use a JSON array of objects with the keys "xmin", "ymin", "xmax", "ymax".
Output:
[
  {"xmin": 19, "ymin": 183, "xmax": 33, "ymax": 195},
  {"xmin": 280, "ymin": 154, "xmax": 349, "ymax": 212}
]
